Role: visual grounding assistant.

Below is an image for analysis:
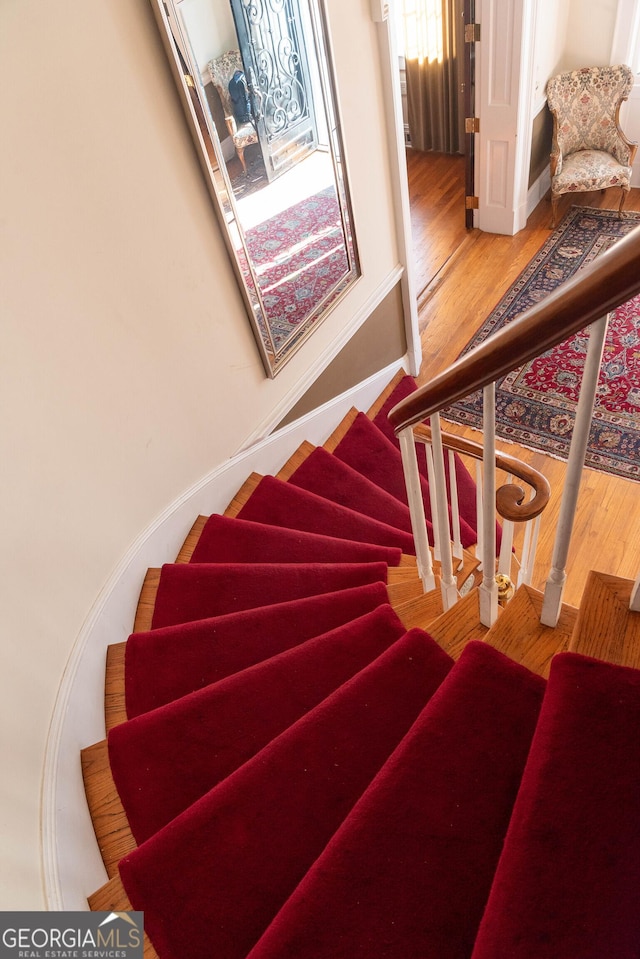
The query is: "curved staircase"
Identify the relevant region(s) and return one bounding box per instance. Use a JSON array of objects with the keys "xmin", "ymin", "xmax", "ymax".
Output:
[{"xmin": 82, "ymin": 372, "xmax": 640, "ymax": 959}]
